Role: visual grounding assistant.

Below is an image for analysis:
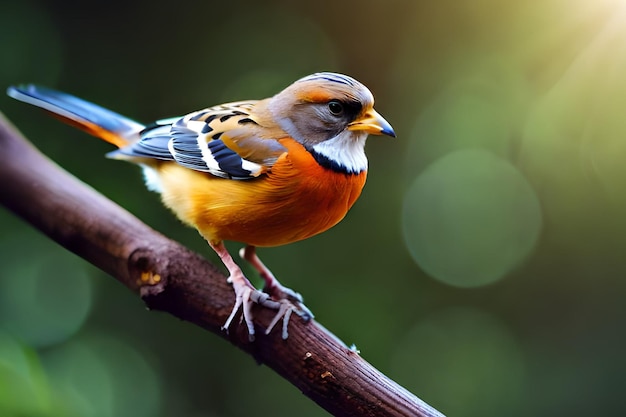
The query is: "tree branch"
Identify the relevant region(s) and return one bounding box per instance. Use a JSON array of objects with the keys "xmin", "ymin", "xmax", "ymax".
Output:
[{"xmin": 0, "ymin": 112, "xmax": 444, "ymax": 417}]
